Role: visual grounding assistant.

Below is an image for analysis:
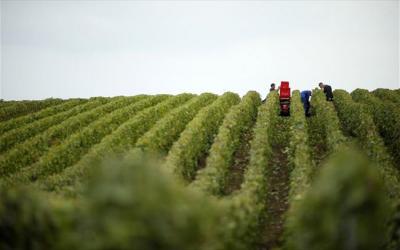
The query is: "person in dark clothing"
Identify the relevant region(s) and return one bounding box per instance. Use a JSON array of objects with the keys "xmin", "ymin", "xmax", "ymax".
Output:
[
  {"xmin": 262, "ymin": 83, "xmax": 278, "ymax": 103},
  {"xmin": 319, "ymin": 82, "xmax": 333, "ymax": 101},
  {"xmin": 270, "ymin": 83, "xmax": 280, "ymax": 92},
  {"xmin": 270, "ymin": 83, "xmax": 276, "ymax": 92},
  {"xmin": 301, "ymin": 90, "xmax": 312, "ymax": 117}
]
